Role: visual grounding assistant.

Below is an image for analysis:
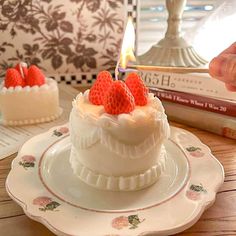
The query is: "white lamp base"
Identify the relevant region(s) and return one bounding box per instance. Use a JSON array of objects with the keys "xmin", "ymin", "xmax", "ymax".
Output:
[
  {"xmin": 138, "ymin": 37, "xmax": 208, "ymax": 67},
  {"xmin": 138, "ymin": 0, "xmax": 208, "ymax": 67}
]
